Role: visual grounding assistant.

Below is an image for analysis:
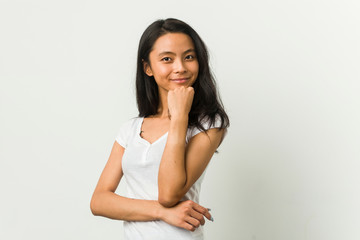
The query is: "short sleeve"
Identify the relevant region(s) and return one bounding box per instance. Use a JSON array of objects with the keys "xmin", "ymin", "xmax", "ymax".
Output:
[
  {"xmin": 115, "ymin": 118, "xmax": 137, "ymax": 148},
  {"xmin": 186, "ymin": 115, "xmax": 227, "ymax": 143}
]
